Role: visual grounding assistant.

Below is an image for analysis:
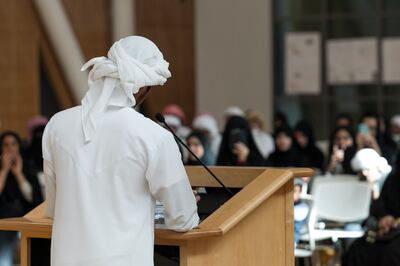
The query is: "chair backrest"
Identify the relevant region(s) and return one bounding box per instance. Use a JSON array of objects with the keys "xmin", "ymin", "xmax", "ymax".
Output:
[{"xmin": 311, "ymin": 176, "xmax": 371, "ymax": 222}]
